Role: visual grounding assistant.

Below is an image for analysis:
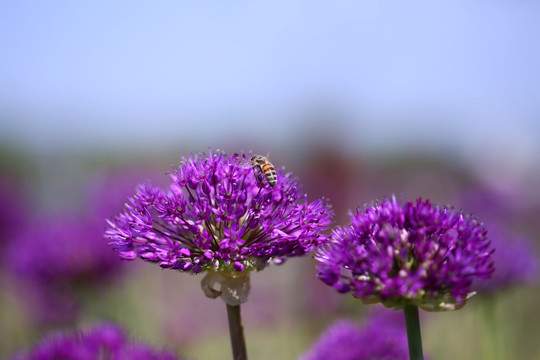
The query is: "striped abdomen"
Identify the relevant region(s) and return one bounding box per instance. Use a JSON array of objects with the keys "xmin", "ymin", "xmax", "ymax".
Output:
[{"xmin": 261, "ymin": 163, "xmax": 277, "ymax": 187}]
